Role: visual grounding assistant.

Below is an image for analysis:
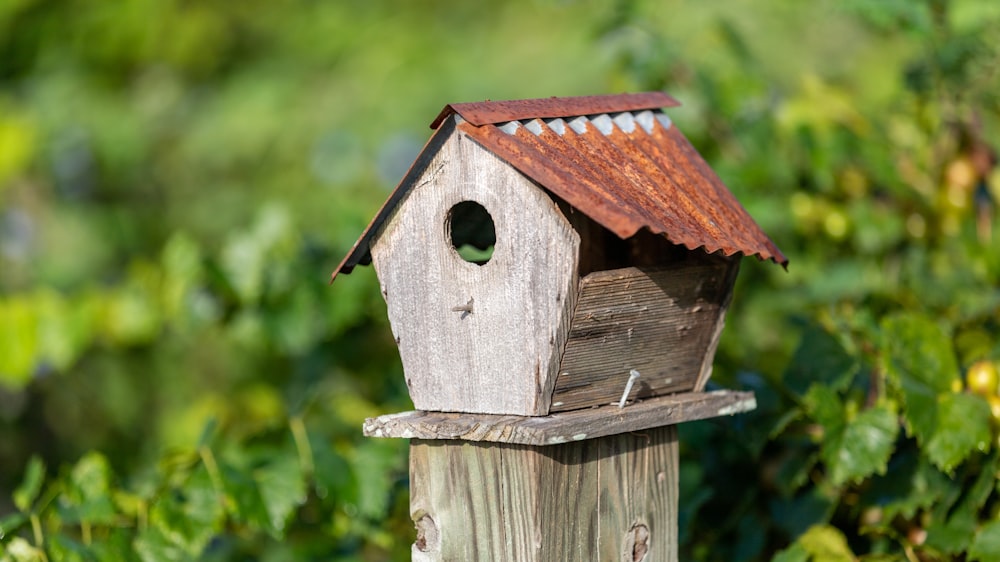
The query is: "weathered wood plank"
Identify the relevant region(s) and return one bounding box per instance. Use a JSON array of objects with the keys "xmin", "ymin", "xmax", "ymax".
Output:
[
  {"xmin": 364, "ymin": 390, "xmax": 755, "ymax": 445},
  {"xmin": 371, "ymin": 129, "xmax": 580, "ymax": 416},
  {"xmin": 693, "ymin": 259, "xmax": 739, "ymax": 391},
  {"xmin": 597, "ymin": 426, "xmax": 677, "ymax": 562},
  {"xmin": 408, "ymin": 428, "xmax": 677, "ymax": 560},
  {"xmin": 552, "ymin": 262, "xmax": 734, "ymax": 412}
]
